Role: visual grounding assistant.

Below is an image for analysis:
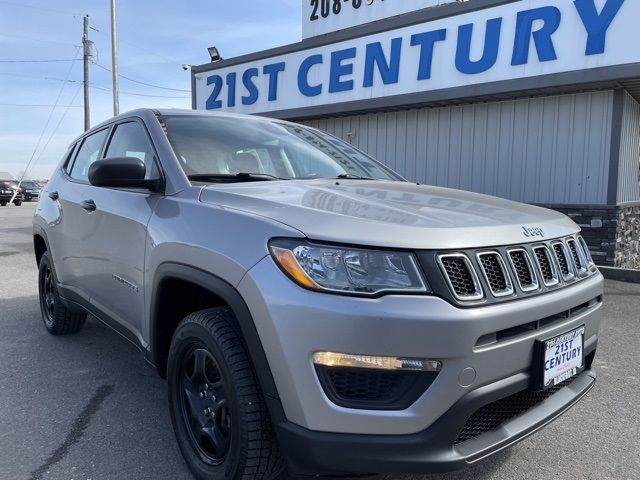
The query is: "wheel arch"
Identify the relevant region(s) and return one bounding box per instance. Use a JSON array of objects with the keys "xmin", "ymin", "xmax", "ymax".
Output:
[
  {"xmin": 149, "ymin": 263, "xmax": 280, "ymax": 402},
  {"xmin": 33, "ymin": 225, "xmax": 51, "ymax": 268}
]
